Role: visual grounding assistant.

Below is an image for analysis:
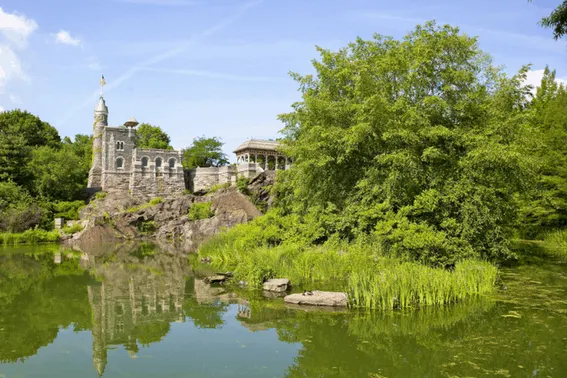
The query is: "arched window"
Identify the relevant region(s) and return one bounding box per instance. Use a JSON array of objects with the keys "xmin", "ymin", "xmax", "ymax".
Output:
[
  {"xmin": 141, "ymin": 156, "xmax": 149, "ymax": 168},
  {"xmin": 155, "ymin": 157, "xmax": 162, "ymax": 168},
  {"xmin": 169, "ymin": 158, "xmax": 176, "ymax": 169},
  {"xmin": 116, "ymin": 141, "xmax": 120, "ymax": 150},
  {"xmin": 116, "ymin": 141, "xmax": 124, "ymax": 151},
  {"xmin": 116, "ymin": 157, "xmax": 124, "ymax": 169}
]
